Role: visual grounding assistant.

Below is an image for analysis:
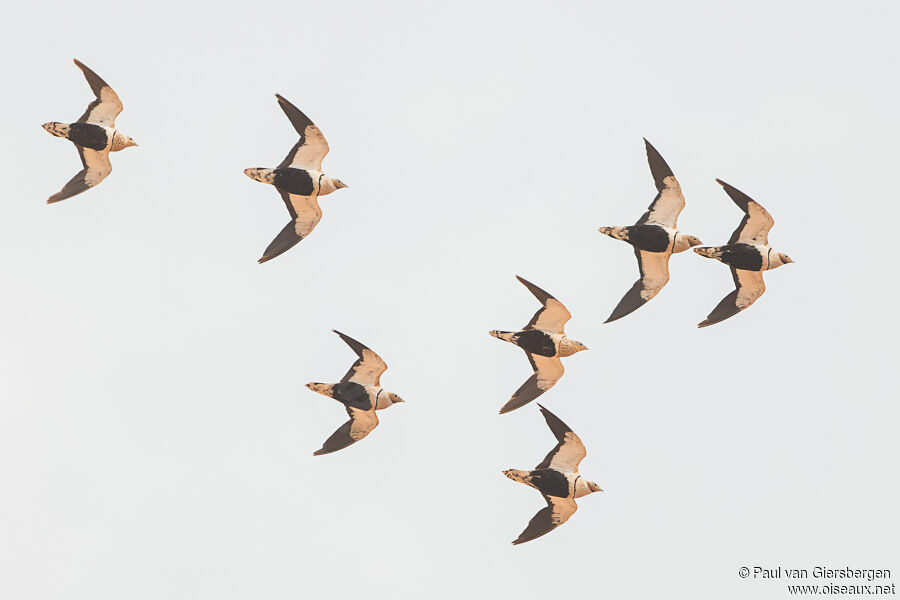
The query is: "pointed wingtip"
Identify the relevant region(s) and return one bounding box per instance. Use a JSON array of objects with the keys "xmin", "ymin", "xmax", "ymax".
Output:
[{"xmin": 697, "ymin": 320, "xmax": 712, "ymax": 328}]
